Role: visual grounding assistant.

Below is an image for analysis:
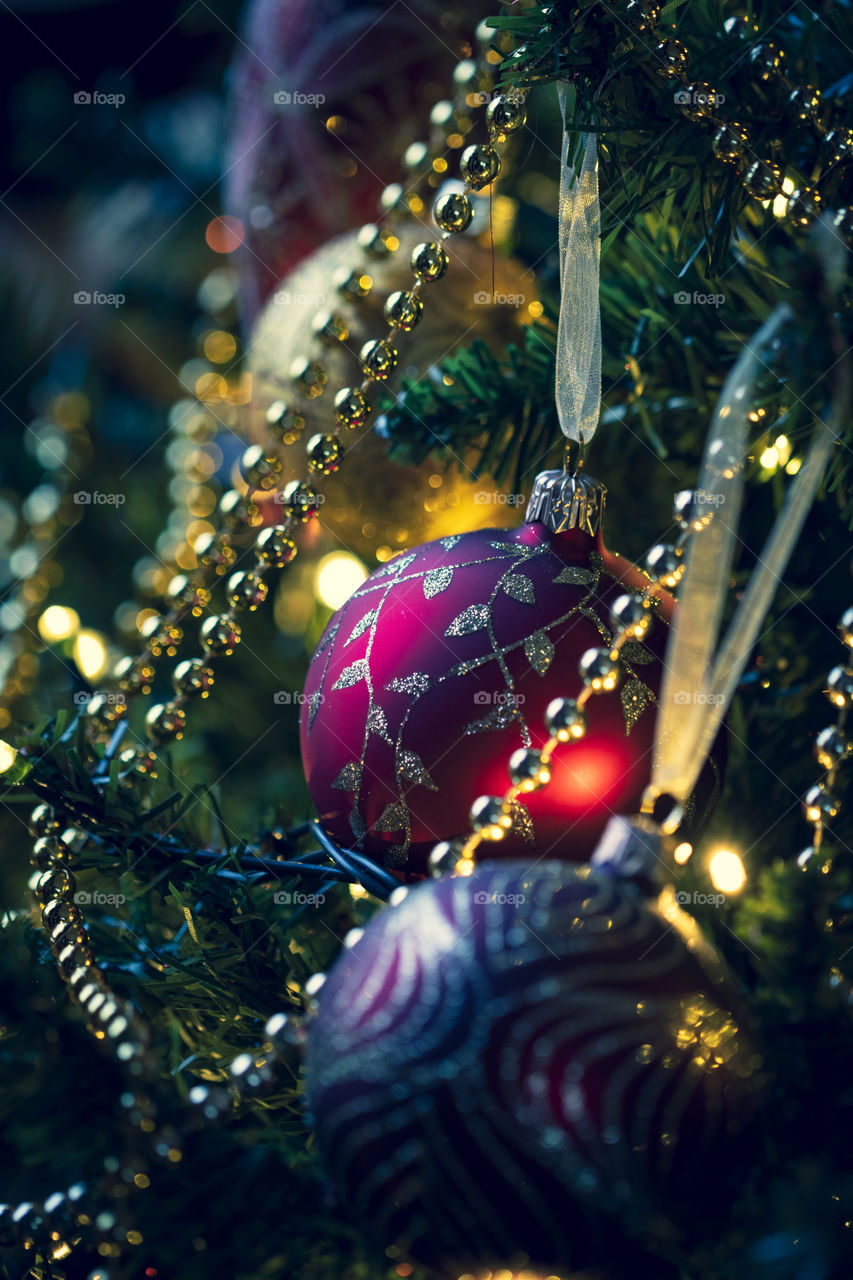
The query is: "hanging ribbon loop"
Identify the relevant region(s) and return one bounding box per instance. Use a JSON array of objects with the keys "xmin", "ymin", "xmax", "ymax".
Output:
[{"xmin": 555, "ymin": 83, "xmax": 601, "ymax": 447}]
